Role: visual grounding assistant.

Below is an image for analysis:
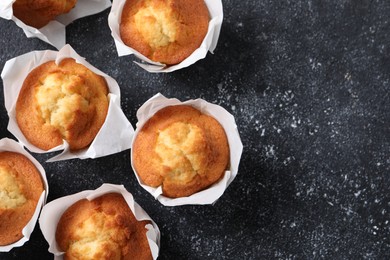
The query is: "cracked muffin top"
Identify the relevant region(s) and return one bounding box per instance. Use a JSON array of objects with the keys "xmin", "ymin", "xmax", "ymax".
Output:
[
  {"xmin": 55, "ymin": 193, "xmax": 153, "ymax": 260},
  {"xmin": 16, "ymin": 58, "xmax": 109, "ymax": 151},
  {"xmin": 0, "ymin": 151, "xmax": 44, "ymax": 246},
  {"xmin": 132, "ymin": 105, "xmax": 229, "ymax": 198},
  {"xmin": 120, "ymin": 0, "xmax": 209, "ymax": 65}
]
